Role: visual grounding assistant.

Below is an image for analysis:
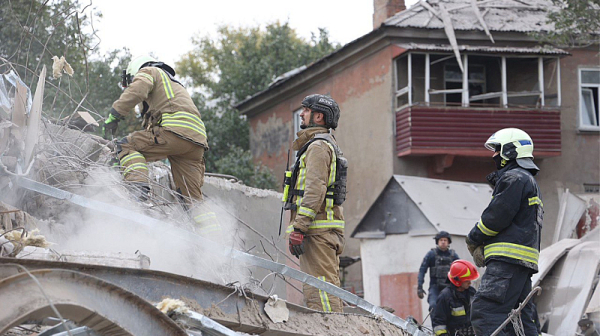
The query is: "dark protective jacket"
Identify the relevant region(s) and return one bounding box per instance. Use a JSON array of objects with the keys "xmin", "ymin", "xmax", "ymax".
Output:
[
  {"xmin": 432, "ymin": 286, "xmax": 476, "ymax": 336},
  {"xmin": 468, "ymin": 161, "xmax": 543, "ymax": 272},
  {"xmin": 418, "ymin": 247, "xmax": 460, "ymax": 289}
]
